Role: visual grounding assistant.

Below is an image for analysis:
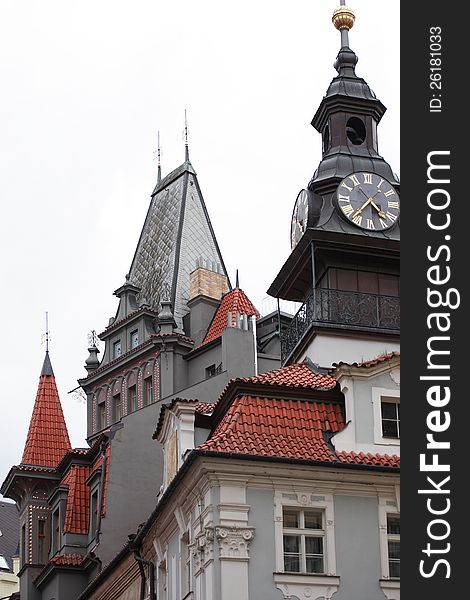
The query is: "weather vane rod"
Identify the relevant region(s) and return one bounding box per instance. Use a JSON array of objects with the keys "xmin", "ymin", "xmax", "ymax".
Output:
[
  {"xmin": 42, "ymin": 312, "xmax": 50, "ymax": 352},
  {"xmin": 157, "ymin": 130, "xmax": 162, "ymax": 183},
  {"xmin": 184, "ymin": 109, "xmax": 189, "ymax": 161}
]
